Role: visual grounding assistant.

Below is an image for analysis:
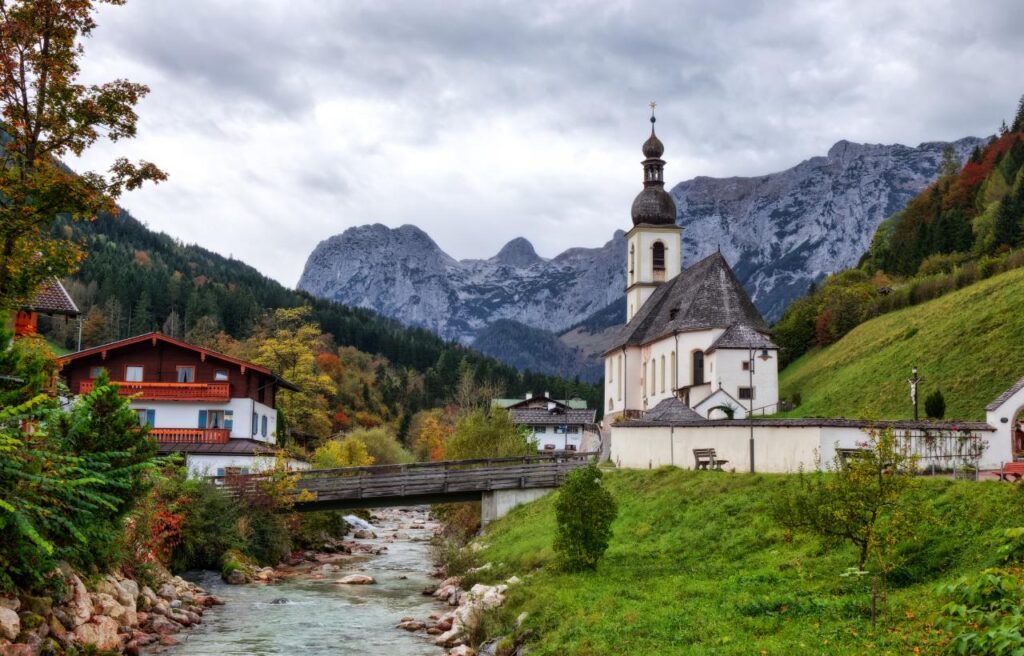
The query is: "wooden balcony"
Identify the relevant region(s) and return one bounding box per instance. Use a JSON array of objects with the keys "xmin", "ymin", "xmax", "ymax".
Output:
[
  {"xmin": 79, "ymin": 380, "xmax": 231, "ymax": 402},
  {"xmin": 150, "ymin": 428, "xmax": 231, "ymax": 444}
]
